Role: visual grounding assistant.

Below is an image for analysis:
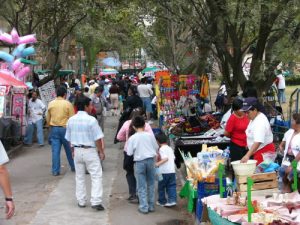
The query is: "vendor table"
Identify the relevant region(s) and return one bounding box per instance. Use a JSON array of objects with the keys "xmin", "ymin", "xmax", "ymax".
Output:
[
  {"xmin": 207, "ymin": 207, "xmax": 239, "ymax": 225},
  {"xmin": 173, "ymin": 137, "xmax": 230, "ymax": 167}
]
